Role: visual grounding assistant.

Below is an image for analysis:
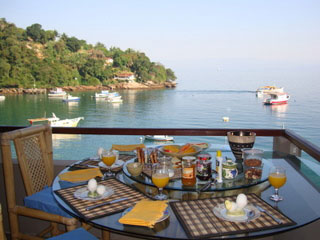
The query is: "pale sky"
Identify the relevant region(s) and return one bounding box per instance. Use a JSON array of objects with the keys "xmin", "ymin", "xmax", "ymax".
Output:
[{"xmin": 1, "ymin": 0, "xmax": 320, "ymax": 90}]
